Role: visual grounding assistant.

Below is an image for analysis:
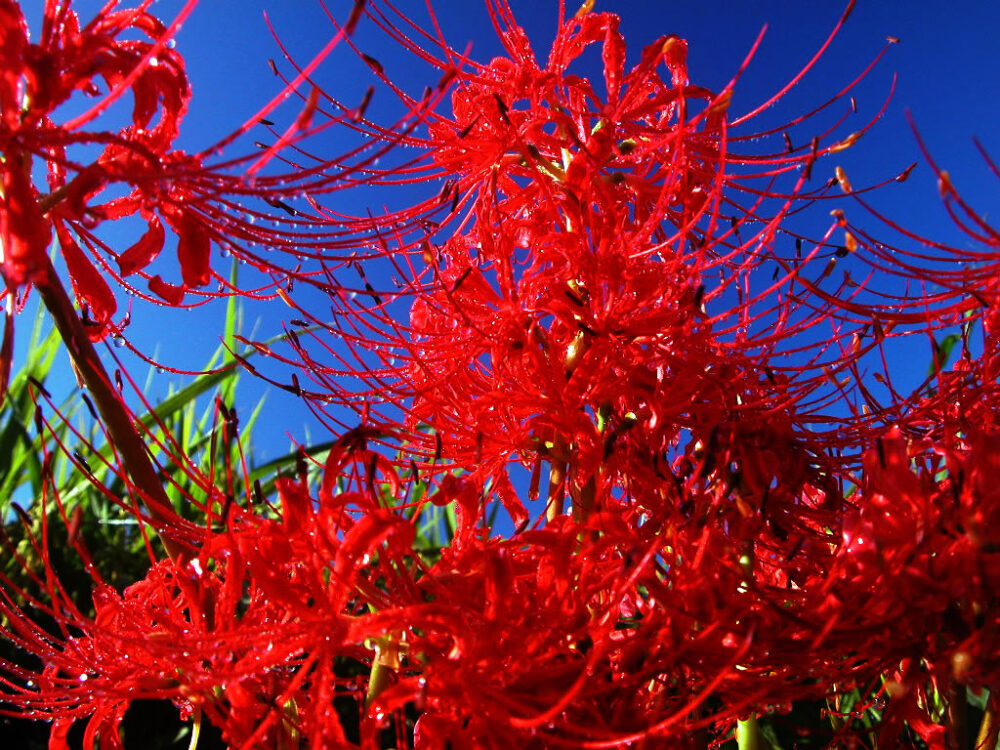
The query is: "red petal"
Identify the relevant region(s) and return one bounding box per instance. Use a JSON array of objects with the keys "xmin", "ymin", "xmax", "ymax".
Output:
[
  {"xmin": 148, "ymin": 275, "xmax": 184, "ymax": 305},
  {"xmin": 492, "ymin": 471, "xmax": 529, "ymax": 532},
  {"xmin": 89, "ymin": 190, "xmax": 142, "ymax": 221},
  {"xmin": 1, "ymin": 155, "xmax": 52, "ymax": 285},
  {"xmin": 0, "ymin": 0, "xmax": 26, "ymax": 129},
  {"xmin": 55, "ymin": 222, "xmax": 117, "ymax": 337},
  {"xmin": 276, "ymin": 477, "xmax": 311, "ymax": 535},
  {"xmin": 129, "ymin": 62, "xmax": 190, "ymax": 150},
  {"xmin": 48, "ymin": 719, "xmax": 73, "ymax": 750},
  {"xmin": 163, "ymin": 207, "xmax": 211, "ymax": 288},
  {"xmin": 601, "ymin": 17, "xmax": 626, "ymax": 103},
  {"xmin": 62, "ymin": 166, "xmax": 110, "ymax": 221},
  {"xmin": 117, "ymin": 211, "xmax": 165, "ymax": 276}
]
